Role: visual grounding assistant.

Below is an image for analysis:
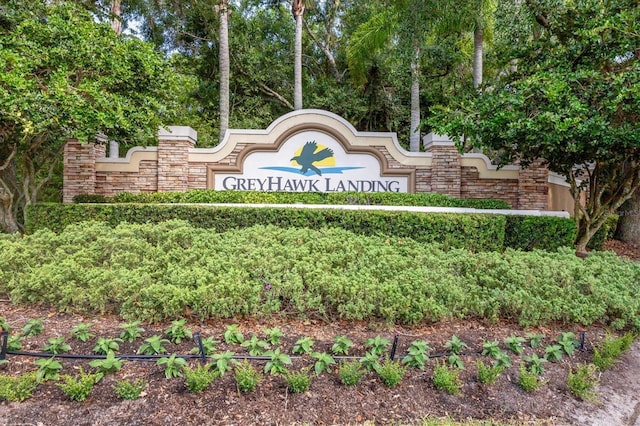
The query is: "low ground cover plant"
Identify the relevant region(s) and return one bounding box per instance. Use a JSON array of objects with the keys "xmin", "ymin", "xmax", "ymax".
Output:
[
  {"xmin": 2, "ymin": 221, "xmax": 638, "ymax": 328},
  {"xmin": 57, "ymin": 367, "xmax": 103, "ymax": 401},
  {"xmin": 593, "ymin": 332, "xmax": 635, "ymax": 371},
  {"xmin": 113, "ymin": 378, "xmax": 146, "ymax": 400}
]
